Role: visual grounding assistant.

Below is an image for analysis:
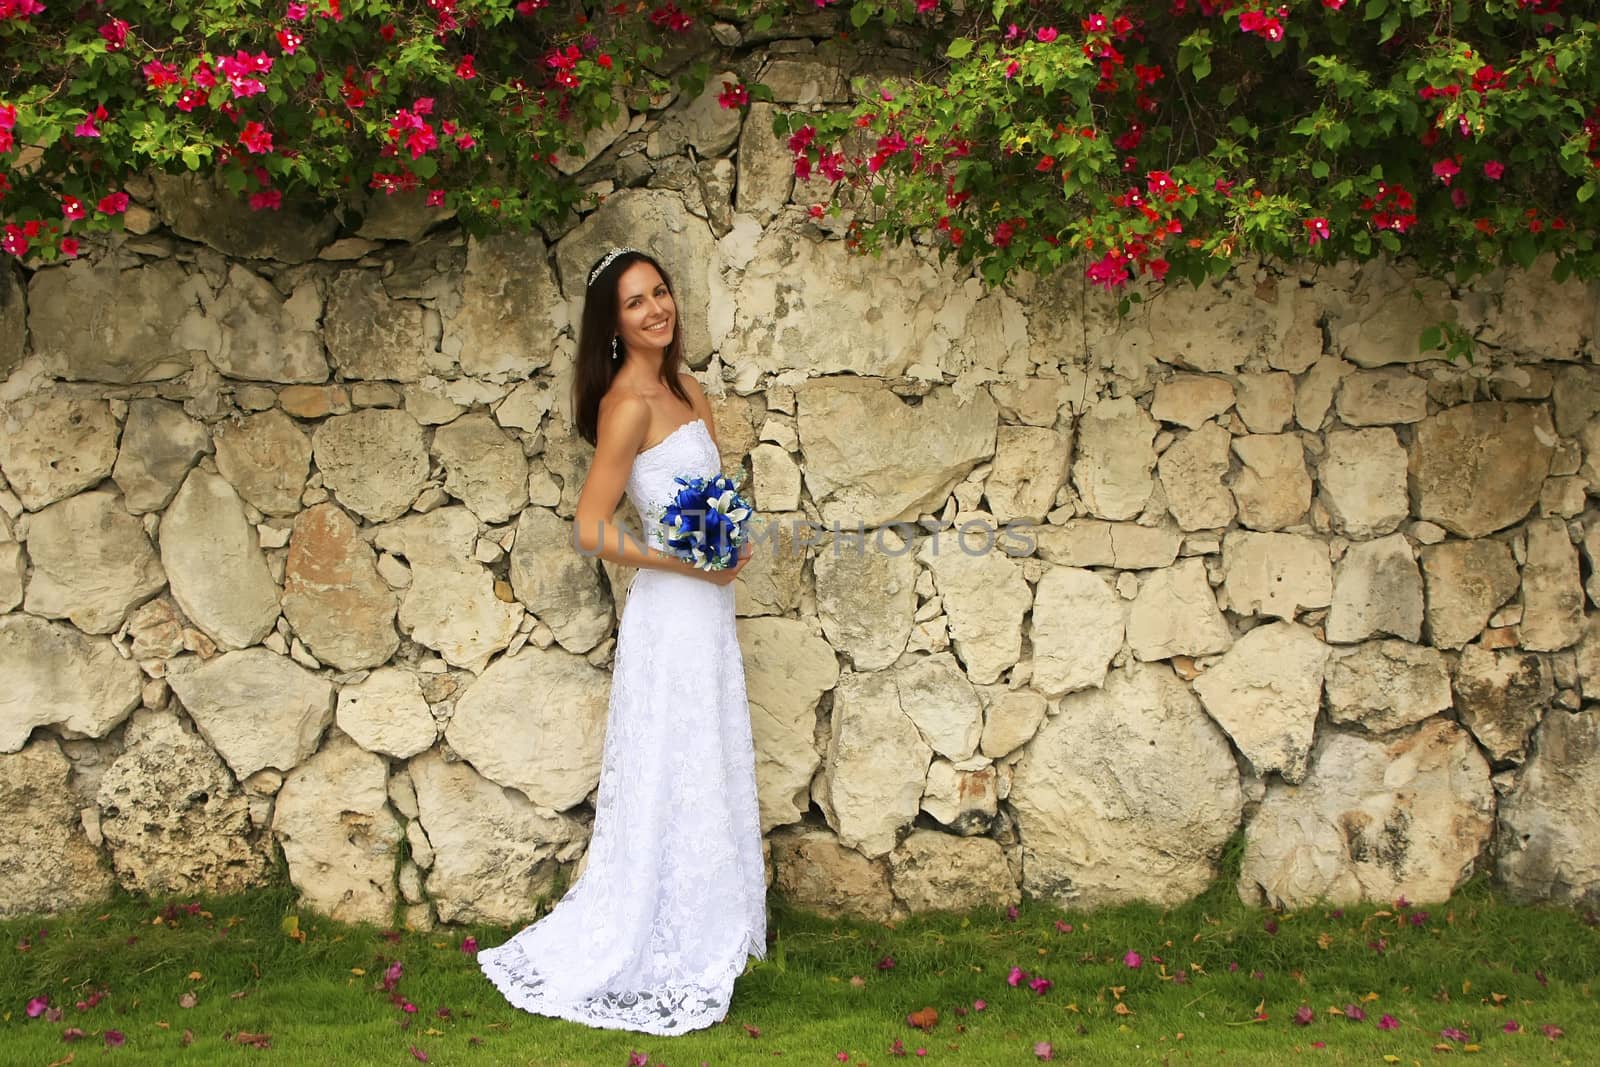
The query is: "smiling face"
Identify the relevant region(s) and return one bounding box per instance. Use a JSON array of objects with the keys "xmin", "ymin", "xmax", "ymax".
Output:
[{"xmin": 614, "ymin": 260, "xmax": 676, "ymax": 358}]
